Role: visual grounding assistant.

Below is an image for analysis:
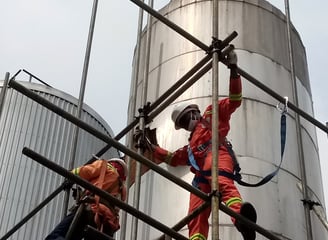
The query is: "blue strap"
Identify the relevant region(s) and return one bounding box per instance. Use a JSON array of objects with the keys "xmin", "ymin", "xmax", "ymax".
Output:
[
  {"xmin": 187, "ymin": 145, "xmax": 200, "ymax": 171},
  {"xmin": 187, "ymin": 112, "xmax": 287, "ymax": 187},
  {"xmin": 192, "ymin": 175, "xmax": 209, "ymax": 188},
  {"xmin": 228, "ymin": 112, "xmax": 287, "ymax": 187}
]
